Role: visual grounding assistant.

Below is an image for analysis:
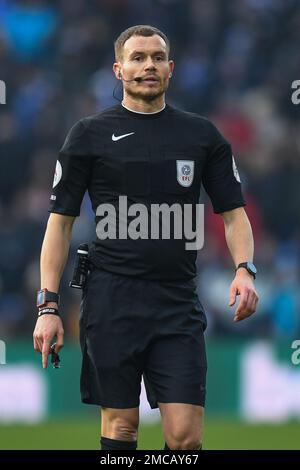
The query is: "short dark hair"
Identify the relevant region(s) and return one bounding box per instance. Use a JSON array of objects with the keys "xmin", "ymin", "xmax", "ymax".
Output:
[{"xmin": 114, "ymin": 25, "xmax": 170, "ymax": 62}]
